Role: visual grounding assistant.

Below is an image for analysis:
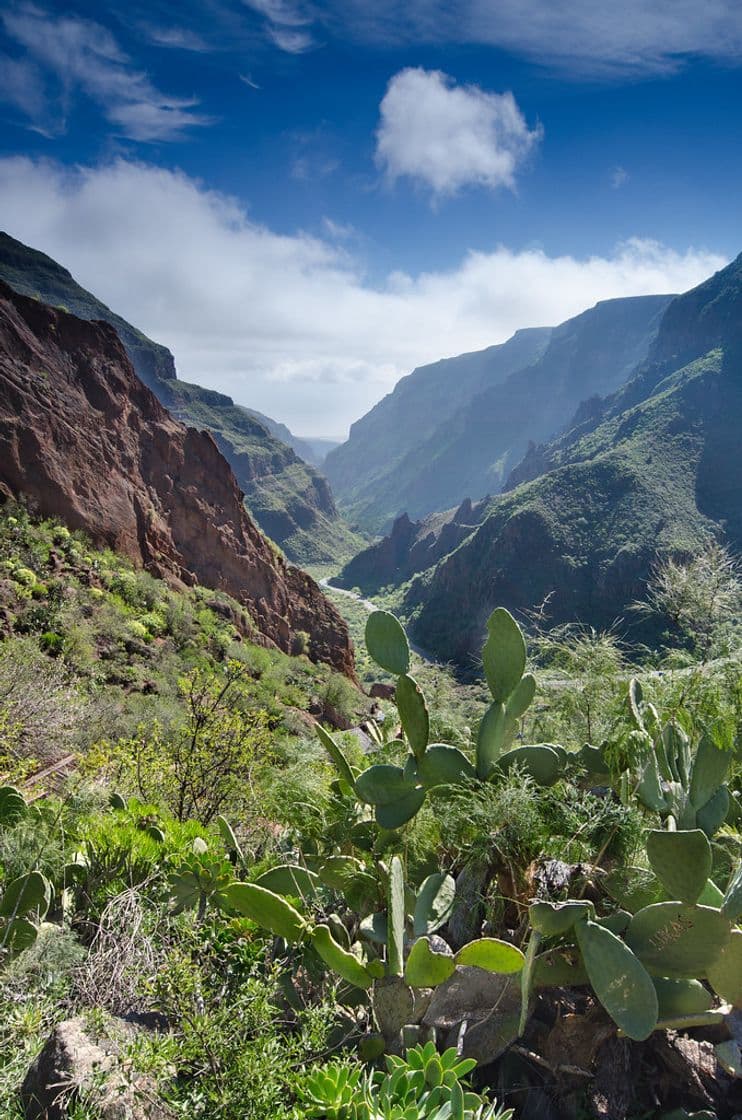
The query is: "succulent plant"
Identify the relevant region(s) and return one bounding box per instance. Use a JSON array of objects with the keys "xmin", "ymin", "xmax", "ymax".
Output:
[
  {"xmin": 0, "ymin": 787, "xmax": 52, "ymax": 965},
  {"xmin": 319, "ymin": 608, "xmax": 566, "ymax": 838}
]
